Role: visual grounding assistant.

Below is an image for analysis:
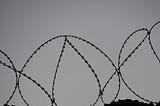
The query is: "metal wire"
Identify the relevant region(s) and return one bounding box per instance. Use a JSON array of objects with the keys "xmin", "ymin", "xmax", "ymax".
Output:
[{"xmin": 0, "ymin": 20, "xmax": 160, "ymax": 106}]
